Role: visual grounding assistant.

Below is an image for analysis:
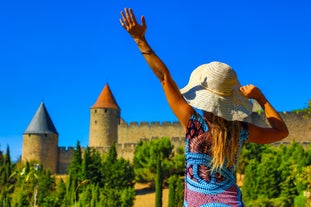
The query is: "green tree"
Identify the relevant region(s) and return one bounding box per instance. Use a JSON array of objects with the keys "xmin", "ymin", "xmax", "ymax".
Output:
[
  {"xmin": 11, "ymin": 188, "xmax": 29, "ymax": 207},
  {"xmin": 256, "ymin": 153, "xmax": 281, "ymax": 198},
  {"xmin": 133, "ymin": 137, "xmax": 174, "ymax": 183},
  {"xmin": 242, "ymin": 142, "xmax": 311, "ymax": 206},
  {"xmin": 10, "ymin": 162, "xmax": 52, "ymax": 207},
  {"xmin": 167, "ymin": 147, "xmax": 185, "ymax": 176},
  {"xmin": 242, "ymin": 159, "xmax": 259, "ymax": 202},
  {"xmin": 68, "ymin": 141, "xmax": 83, "ymax": 184},
  {"xmin": 236, "ymin": 142, "xmax": 268, "ymax": 174},
  {"xmin": 77, "ymin": 184, "xmax": 92, "ymax": 207},
  {"xmin": 67, "ymin": 140, "xmax": 83, "ymax": 205},
  {"xmin": 297, "ymin": 165, "xmax": 311, "ymax": 206},
  {"xmin": 168, "ymin": 174, "xmax": 184, "ymax": 207},
  {"xmin": 101, "ymin": 143, "xmax": 135, "ymax": 189},
  {"xmin": 67, "ymin": 143, "xmax": 135, "ymax": 206},
  {"xmin": 0, "ymin": 146, "xmax": 16, "ymax": 207},
  {"xmin": 81, "ymin": 147, "xmax": 102, "ymax": 184},
  {"xmin": 99, "ymin": 186, "xmax": 135, "ymax": 207},
  {"xmin": 155, "ymin": 156, "xmax": 162, "ymax": 207},
  {"xmin": 53, "ymin": 178, "xmax": 67, "ymax": 207},
  {"xmin": 36, "ymin": 169, "xmax": 56, "ymax": 207}
]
